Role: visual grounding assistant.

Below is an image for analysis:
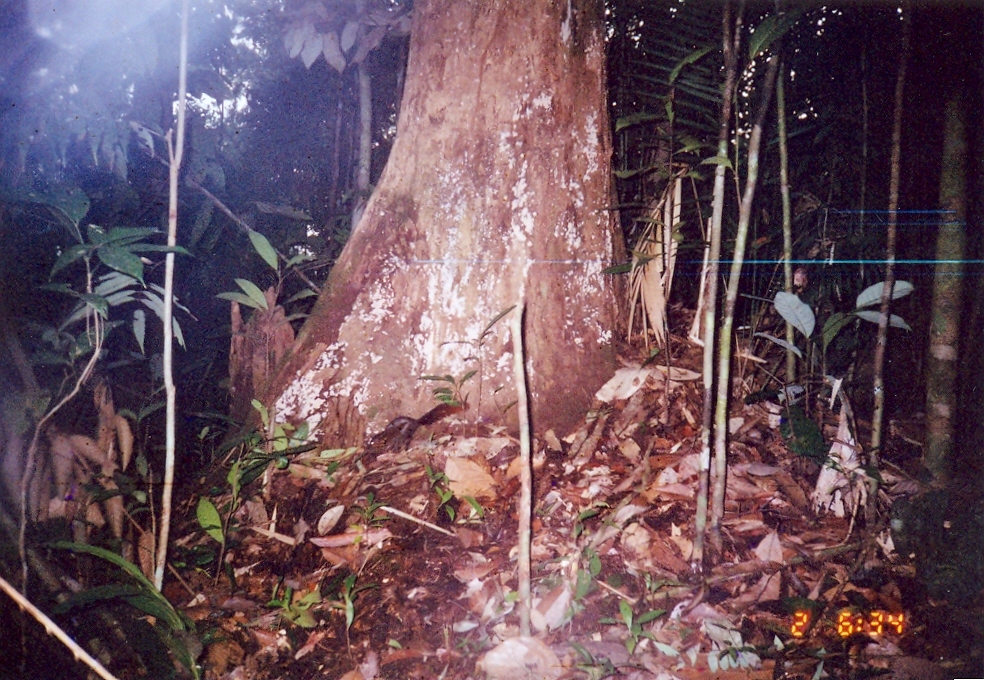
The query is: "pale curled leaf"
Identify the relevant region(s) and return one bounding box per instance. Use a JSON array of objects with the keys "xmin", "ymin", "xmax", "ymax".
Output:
[
  {"xmin": 853, "ymin": 310, "xmax": 912, "ymax": 331},
  {"xmin": 754, "ymin": 332, "xmax": 803, "ymax": 358},
  {"xmin": 317, "ymin": 504, "xmax": 345, "ymax": 535},
  {"xmin": 855, "ymin": 280, "xmax": 913, "ymax": 308},
  {"xmin": 774, "ymin": 291, "xmax": 815, "ymax": 338}
]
